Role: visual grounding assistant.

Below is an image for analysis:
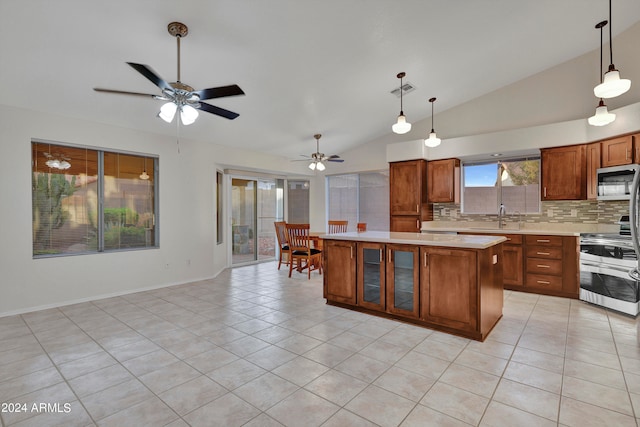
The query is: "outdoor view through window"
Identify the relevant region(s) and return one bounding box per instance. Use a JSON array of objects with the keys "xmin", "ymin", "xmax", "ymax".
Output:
[
  {"xmin": 32, "ymin": 142, "xmax": 157, "ymax": 256},
  {"xmin": 462, "ymin": 158, "xmax": 540, "ymax": 214}
]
